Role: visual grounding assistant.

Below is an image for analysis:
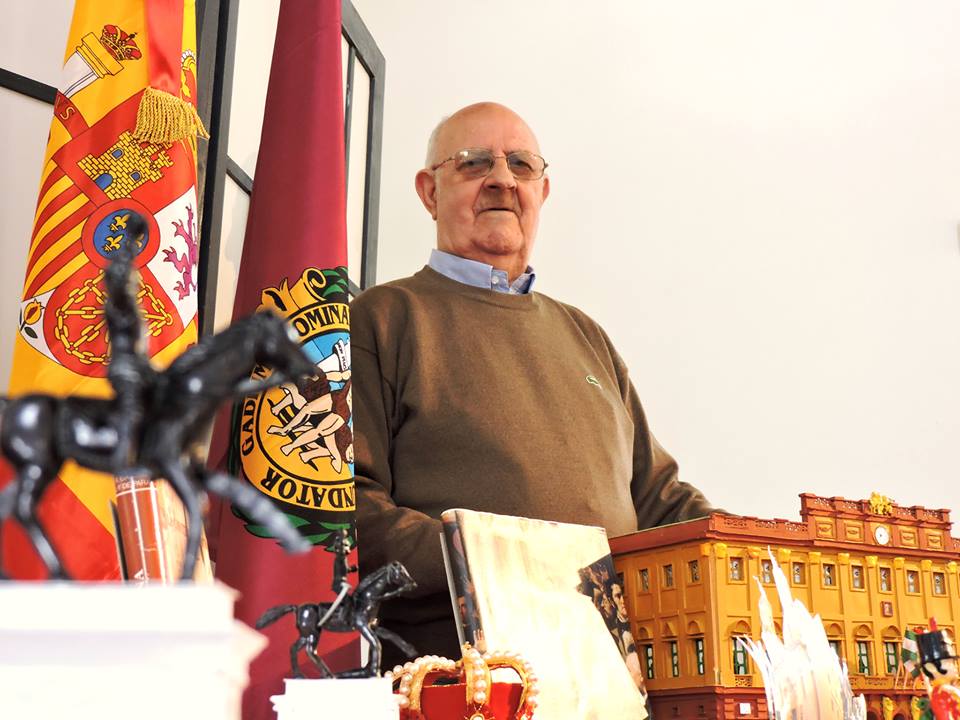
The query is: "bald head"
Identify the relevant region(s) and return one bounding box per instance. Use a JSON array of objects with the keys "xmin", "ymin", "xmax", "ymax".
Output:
[
  {"xmin": 424, "ymin": 102, "xmax": 542, "ymax": 168},
  {"xmin": 415, "ymin": 102, "xmax": 550, "ymax": 282}
]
